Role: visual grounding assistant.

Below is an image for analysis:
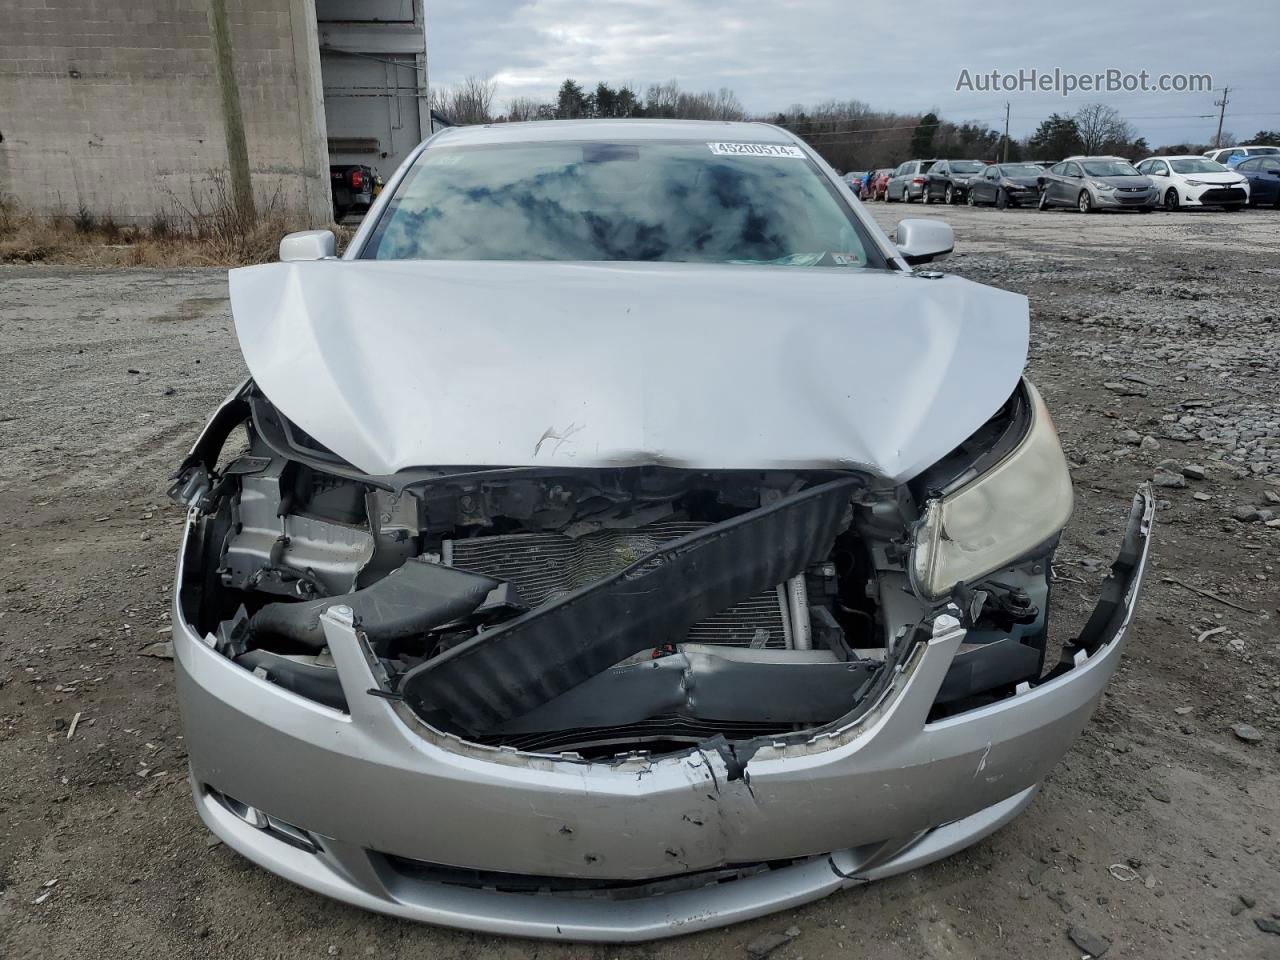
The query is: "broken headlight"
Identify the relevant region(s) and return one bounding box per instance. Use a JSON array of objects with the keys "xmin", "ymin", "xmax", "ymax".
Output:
[{"xmin": 910, "ymin": 381, "xmax": 1072, "ymax": 601}]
